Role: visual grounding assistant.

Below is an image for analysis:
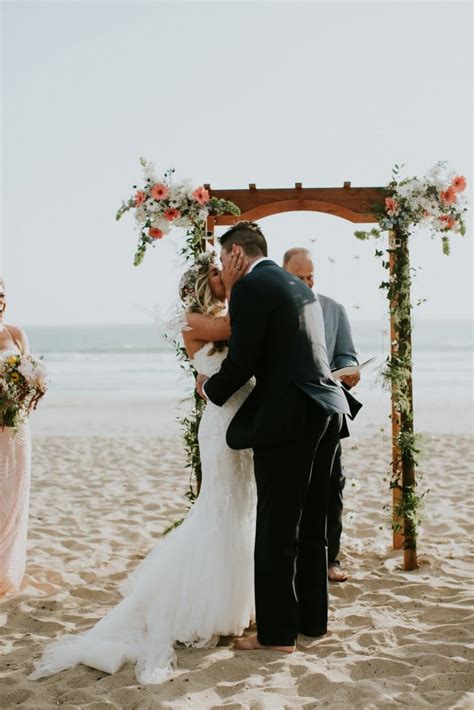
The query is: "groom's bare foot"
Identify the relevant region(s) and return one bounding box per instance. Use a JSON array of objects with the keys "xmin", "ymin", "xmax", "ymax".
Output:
[
  {"xmin": 328, "ymin": 565, "xmax": 348, "ymax": 582},
  {"xmin": 234, "ymin": 634, "xmax": 295, "ymax": 653}
]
